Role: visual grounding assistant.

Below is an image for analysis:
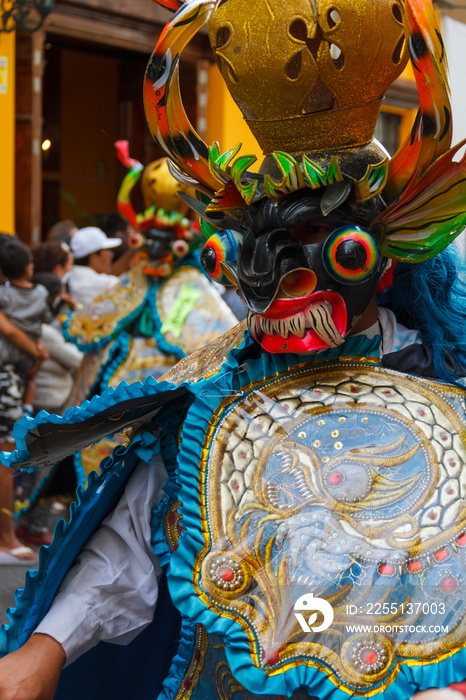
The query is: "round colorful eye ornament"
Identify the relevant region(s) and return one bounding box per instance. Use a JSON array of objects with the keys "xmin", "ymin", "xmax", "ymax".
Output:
[
  {"xmin": 128, "ymin": 231, "xmax": 145, "ymax": 250},
  {"xmin": 171, "ymin": 239, "xmax": 190, "ymax": 258},
  {"xmin": 200, "ymin": 229, "xmax": 242, "ymax": 287},
  {"xmin": 322, "ymin": 226, "xmax": 380, "ymax": 284}
]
